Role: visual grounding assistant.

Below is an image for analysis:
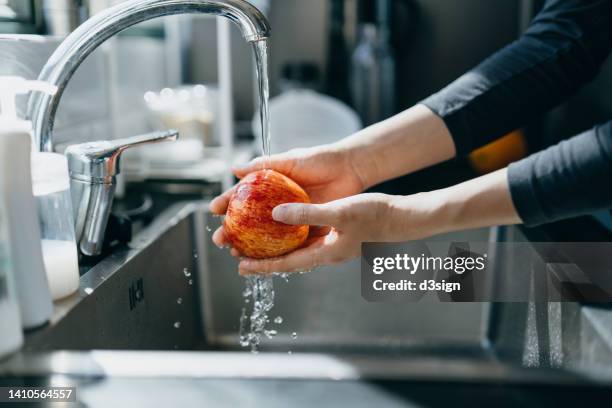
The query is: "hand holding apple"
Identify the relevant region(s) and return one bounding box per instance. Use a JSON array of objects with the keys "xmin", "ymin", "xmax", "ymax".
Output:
[{"xmin": 210, "ymin": 145, "xmax": 366, "ymax": 256}]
